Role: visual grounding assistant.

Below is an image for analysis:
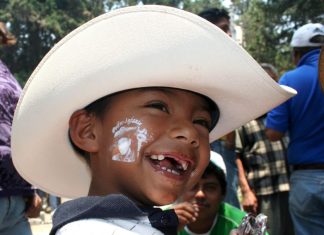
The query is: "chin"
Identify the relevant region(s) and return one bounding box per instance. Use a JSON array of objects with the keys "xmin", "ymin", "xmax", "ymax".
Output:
[{"xmin": 149, "ymin": 191, "xmax": 179, "ymax": 206}]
